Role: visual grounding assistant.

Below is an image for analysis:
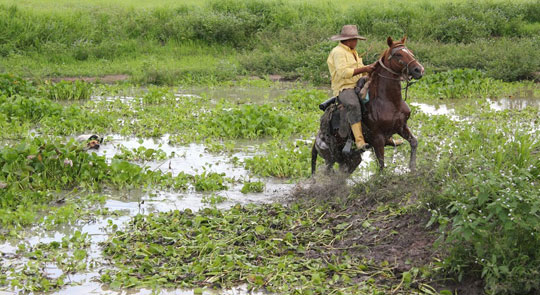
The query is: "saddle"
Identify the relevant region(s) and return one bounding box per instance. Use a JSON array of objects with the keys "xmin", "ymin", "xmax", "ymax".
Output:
[{"xmin": 319, "ymin": 77, "xmax": 369, "ymax": 140}]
